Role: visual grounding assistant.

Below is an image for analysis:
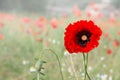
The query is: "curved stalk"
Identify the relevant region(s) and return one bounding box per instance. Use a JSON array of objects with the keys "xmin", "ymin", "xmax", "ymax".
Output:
[{"xmin": 46, "ymin": 49, "xmax": 64, "ymax": 80}]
